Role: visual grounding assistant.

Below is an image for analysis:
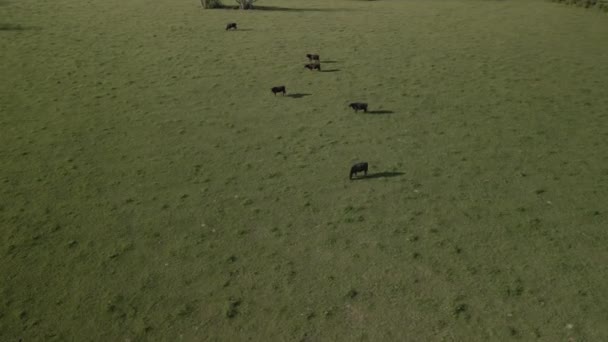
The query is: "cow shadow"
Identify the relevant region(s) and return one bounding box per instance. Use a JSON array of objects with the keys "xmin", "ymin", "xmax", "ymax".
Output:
[
  {"xmin": 352, "ymin": 171, "xmax": 404, "ymax": 180},
  {"xmin": 322, "ymin": 60, "xmax": 338, "ymax": 64},
  {"xmin": 252, "ymin": 6, "xmax": 349, "ymax": 12},
  {"xmin": 0, "ymin": 23, "xmax": 38, "ymax": 31},
  {"xmin": 367, "ymin": 110, "xmax": 394, "ymax": 114},
  {"xmin": 234, "ymin": 28, "xmax": 253, "ymax": 31},
  {"xmin": 321, "ymin": 69, "xmax": 340, "ymax": 73},
  {"xmin": 287, "ymin": 93, "xmax": 312, "ymax": 99}
]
